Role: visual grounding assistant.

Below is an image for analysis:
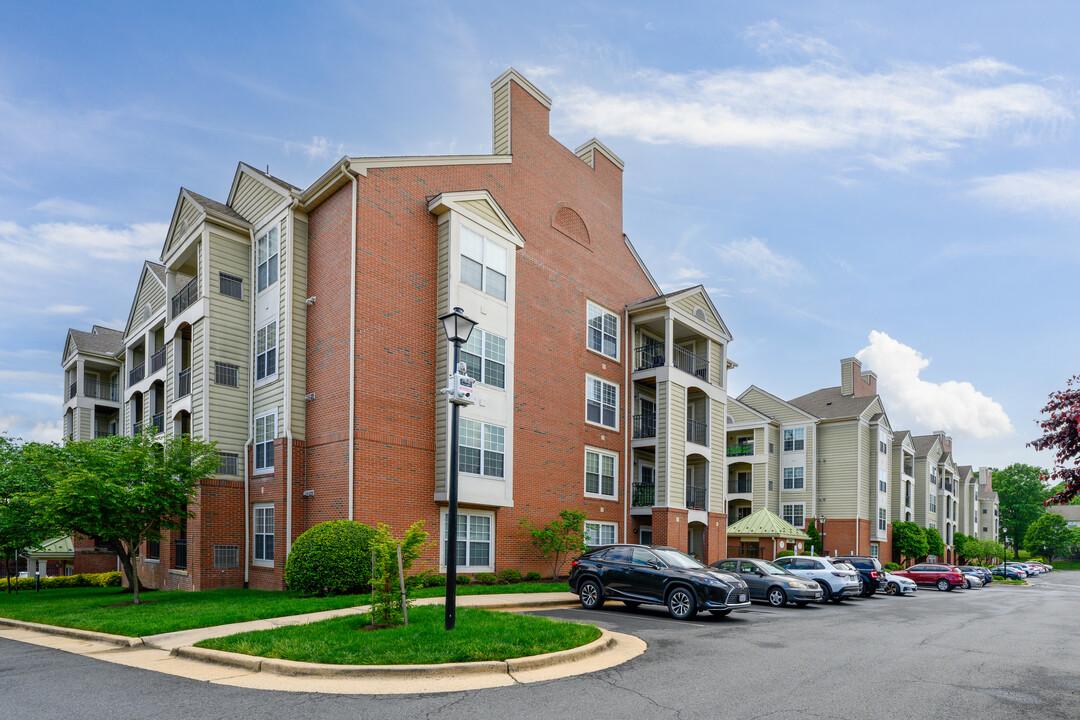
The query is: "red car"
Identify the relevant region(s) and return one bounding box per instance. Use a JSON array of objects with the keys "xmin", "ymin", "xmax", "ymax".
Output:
[{"xmin": 893, "ymin": 563, "xmax": 965, "ymax": 591}]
